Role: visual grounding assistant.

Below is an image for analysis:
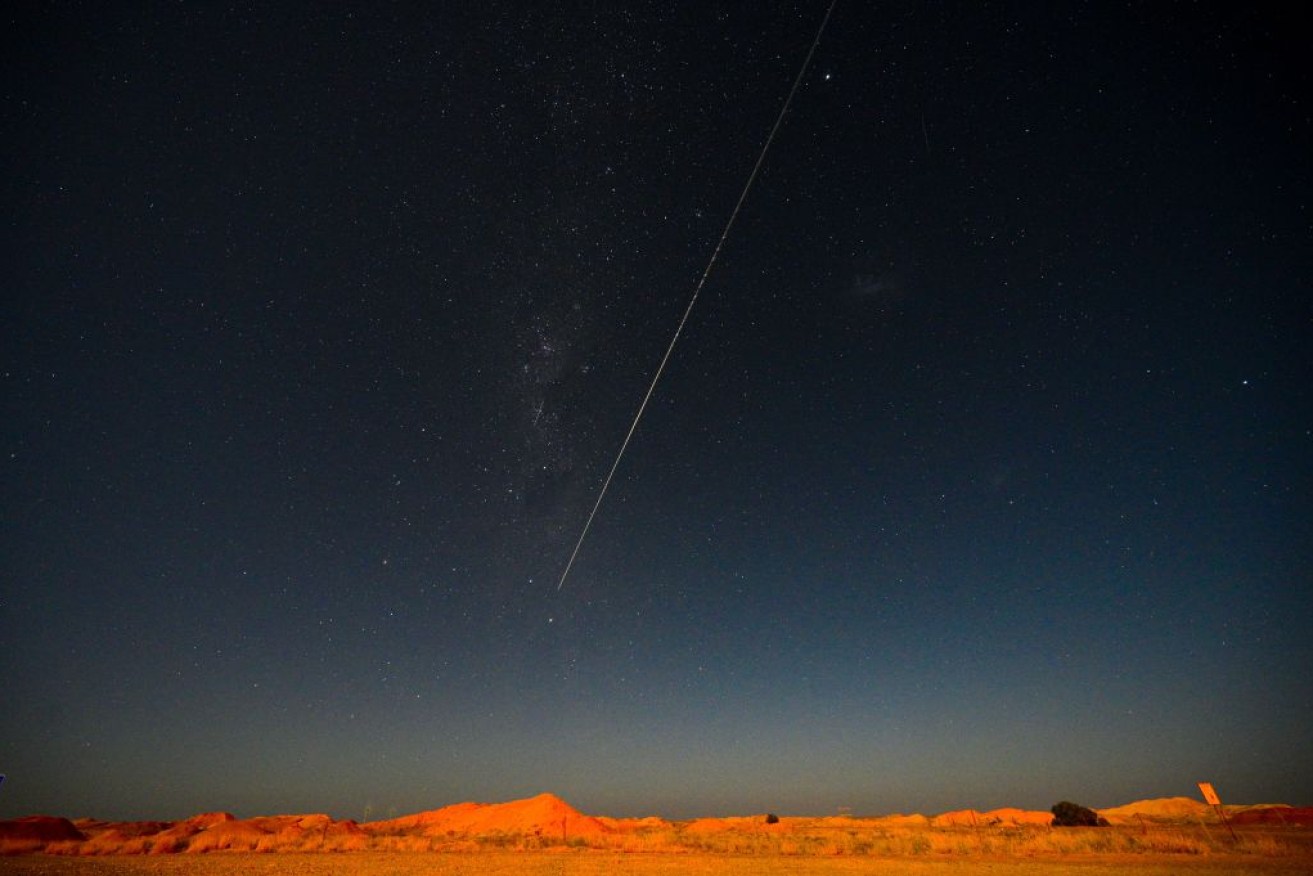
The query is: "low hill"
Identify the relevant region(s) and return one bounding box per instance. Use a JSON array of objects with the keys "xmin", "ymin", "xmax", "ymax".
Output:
[
  {"xmin": 0, "ymin": 817, "xmax": 84, "ymax": 854},
  {"xmin": 1232, "ymin": 807, "xmax": 1313, "ymax": 826},
  {"xmin": 1, "ymin": 793, "xmax": 1301, "ymax": 856},
  {"xmin": 364, "ymin": 792, "xmax": 609, "ymax": 839},
  {"xmin": 929, "ymin": 808, "xmax": 1052, "ymax": 827},
  {"xmin": 1100, "ymin": 797, "xmax": 1211, "ymax": 823}
]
